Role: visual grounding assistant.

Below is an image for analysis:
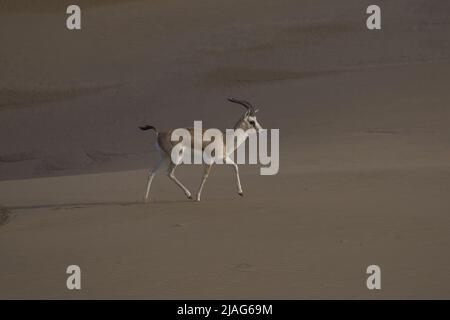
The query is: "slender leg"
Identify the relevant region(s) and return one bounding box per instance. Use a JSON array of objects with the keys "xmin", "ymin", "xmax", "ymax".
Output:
[
  {"xmin": 196, "ymin": 163, "xmax": 213, "ymax": 202},
  {"xmin": 144, "ymin": 157, "xmax": 165, "ymax": 202},
  {"xmin": 167, "ymin": 162, "xmax": 192, "ymax": 199},
  {"xmin": 226, "ymin": 157, "xmax": 243, "ymax": 196}
]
